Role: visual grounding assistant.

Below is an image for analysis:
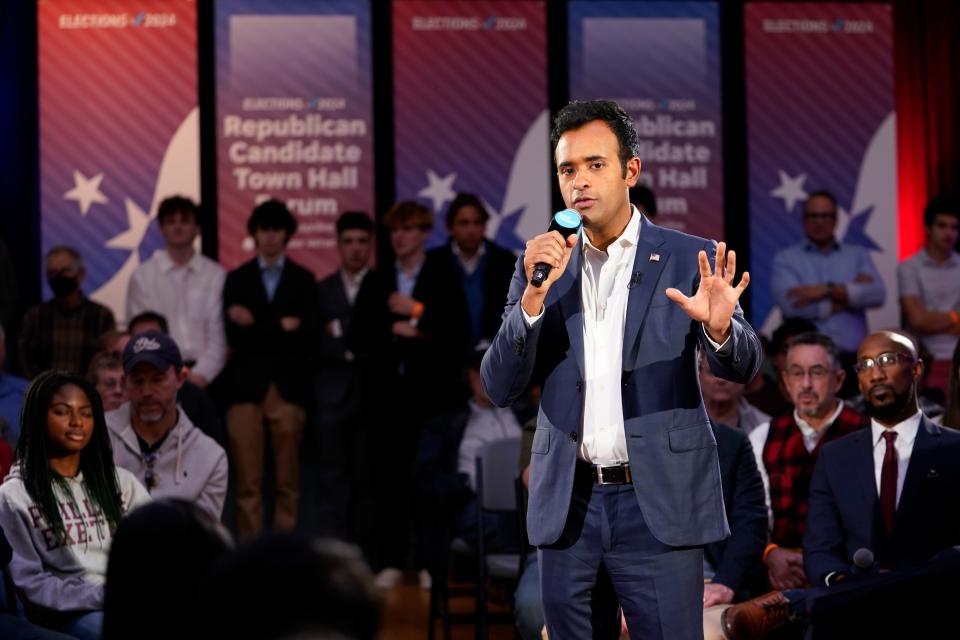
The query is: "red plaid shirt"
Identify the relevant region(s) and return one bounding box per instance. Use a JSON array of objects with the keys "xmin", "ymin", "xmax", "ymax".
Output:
[{"xmin": 762, "ymin": 404, "xmax": 867, "ymax": 547}]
